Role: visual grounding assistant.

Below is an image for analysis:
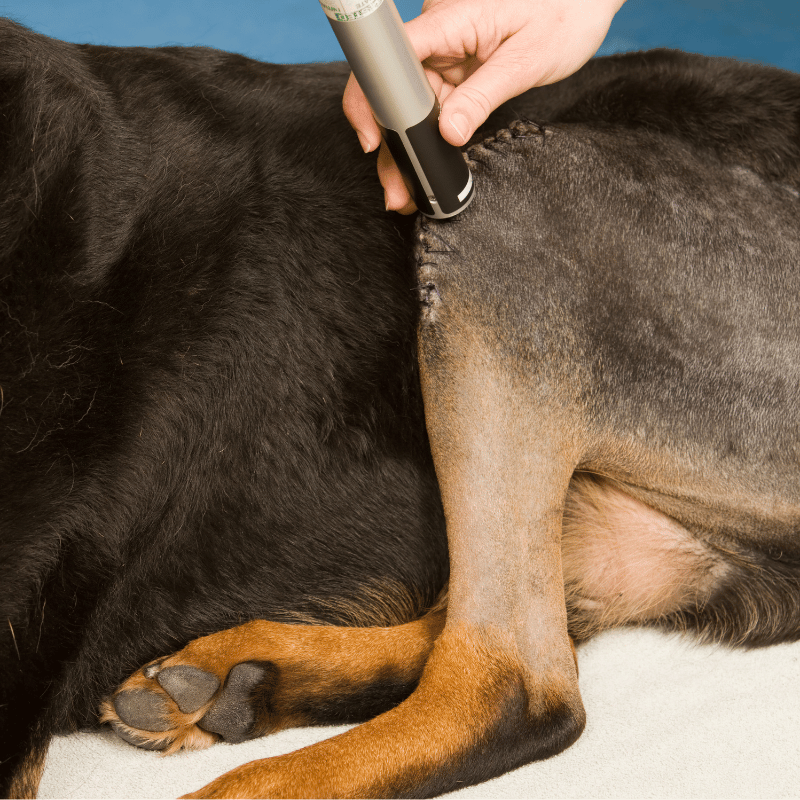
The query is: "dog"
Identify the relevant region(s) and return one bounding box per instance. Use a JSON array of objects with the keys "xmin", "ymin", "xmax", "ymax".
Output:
[{"xmin": 2, "ymin": 15, "xmax": 799, "ymax": 798}]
